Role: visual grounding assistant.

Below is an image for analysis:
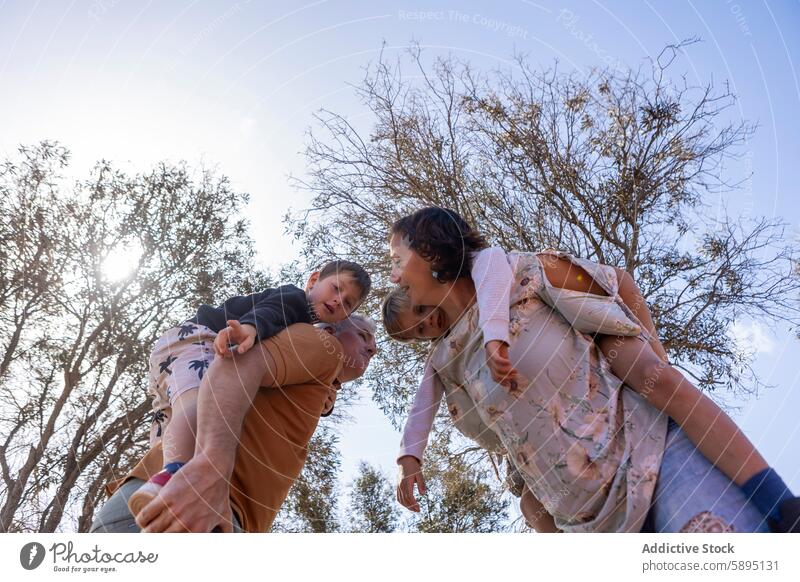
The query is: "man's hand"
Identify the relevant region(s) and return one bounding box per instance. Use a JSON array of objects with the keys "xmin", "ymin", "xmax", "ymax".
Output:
[
  {"xmin": 213, "ymin": 320, "xmax": 257, "ymax": 358},
  {"xmin": 485, "ymin": 340, "xmax": 518, "ymax": 386},
  {"xmin": 322, "ymin": 385, "xmax": 338, "ymax": 416},
  {"xmin": 135, "ymin": 453, "xmax": 234, "ymax": 533},
  {"xmin": 396, "ymin": 455, "xmax": 426, "ymax": 513}
]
